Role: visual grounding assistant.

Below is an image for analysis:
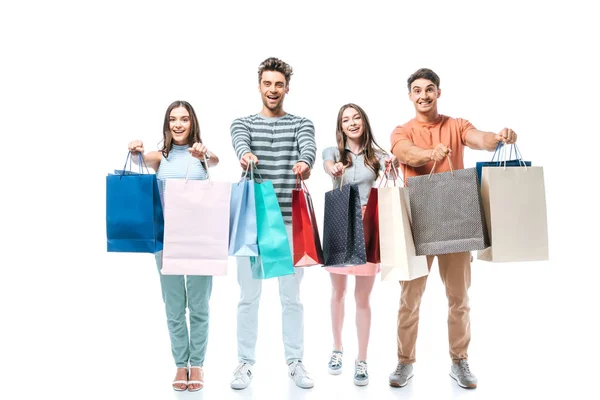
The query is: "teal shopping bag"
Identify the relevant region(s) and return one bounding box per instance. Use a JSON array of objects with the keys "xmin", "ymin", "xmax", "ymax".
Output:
[{"xmin": 252, "ymin": 178, "xmax": 294, "ymax": 279}]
